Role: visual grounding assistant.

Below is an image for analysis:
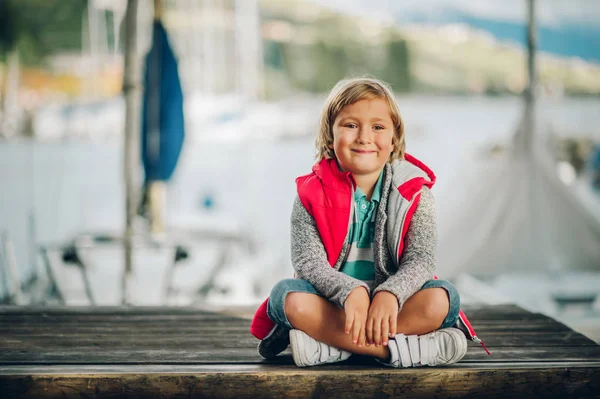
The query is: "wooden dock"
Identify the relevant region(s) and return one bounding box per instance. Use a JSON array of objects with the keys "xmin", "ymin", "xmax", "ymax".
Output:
[{"xmin": 0, "ymin": 304, "xmax": 599, "ymax": 398}]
